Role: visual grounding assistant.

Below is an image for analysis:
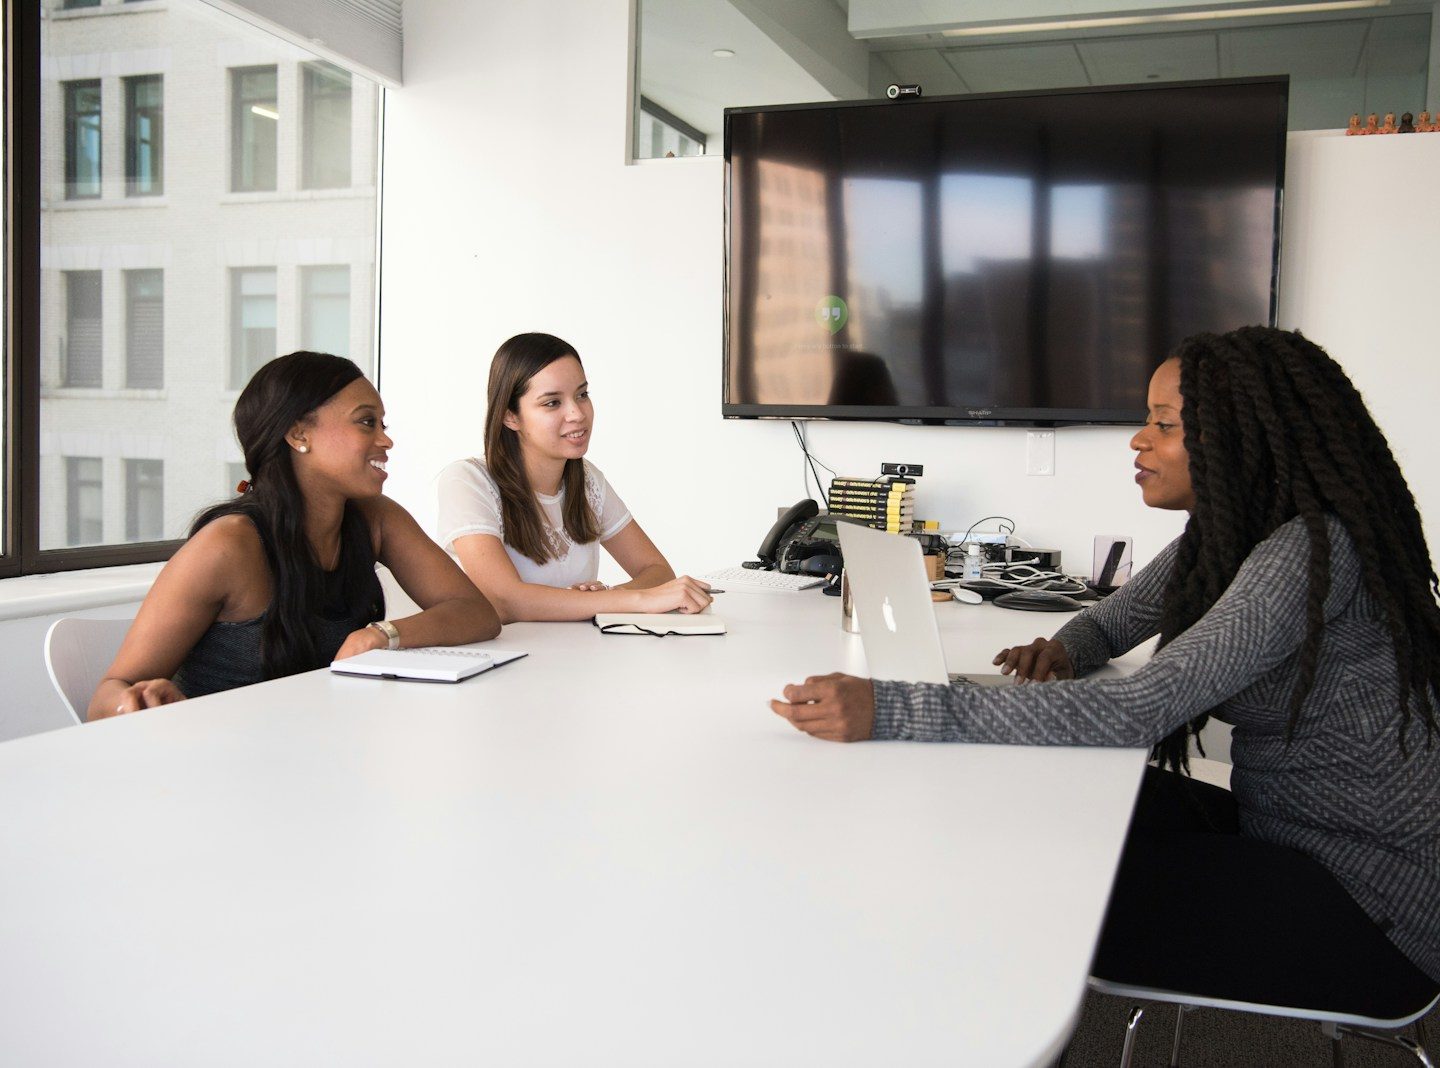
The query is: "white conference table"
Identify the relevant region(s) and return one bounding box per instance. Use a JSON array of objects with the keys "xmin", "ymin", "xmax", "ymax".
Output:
[{"xmin": 0, "ymin": 587, "xmax": 1151, "ymax": 1067}]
